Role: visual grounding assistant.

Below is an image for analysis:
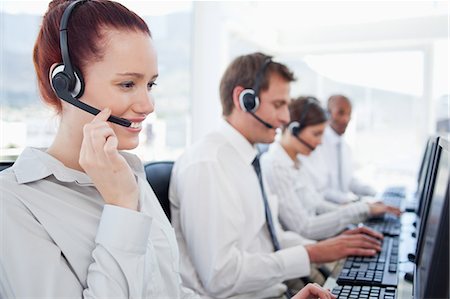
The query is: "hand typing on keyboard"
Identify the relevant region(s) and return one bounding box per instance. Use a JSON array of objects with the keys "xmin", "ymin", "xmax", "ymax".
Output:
[
  {"xmin": 305, "ymin": 231, "xmax": 382, "ymax": 263},
  {"xmin": 336, "ymin": 236, "xmax": 400, "ymax": 287},
  {"xmin": 341, "ymin": 225, "xmax": 384, "ymax": 240},
  {"xmin": 293, "ymin": 283, "xmax": 336, "ymax": 299},
  {"xmin": 369, "ymin": 202, "xmax": 402, "ymax": 217}
]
